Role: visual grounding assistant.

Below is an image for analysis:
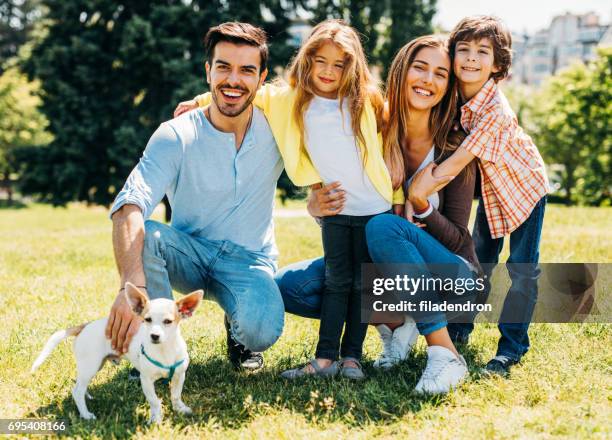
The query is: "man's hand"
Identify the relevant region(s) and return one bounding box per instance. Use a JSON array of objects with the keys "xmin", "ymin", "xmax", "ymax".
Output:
[
  {"xmin": 173, "ymin": 100, "xmax": 198, "ymax": 118},
  {"xmin": 307, "ymin": 182, "xmax": 346, "ymax": 217},
  {"xmin": 105, "ymin": 289, "xmax": 142, "ymax": 354}
]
